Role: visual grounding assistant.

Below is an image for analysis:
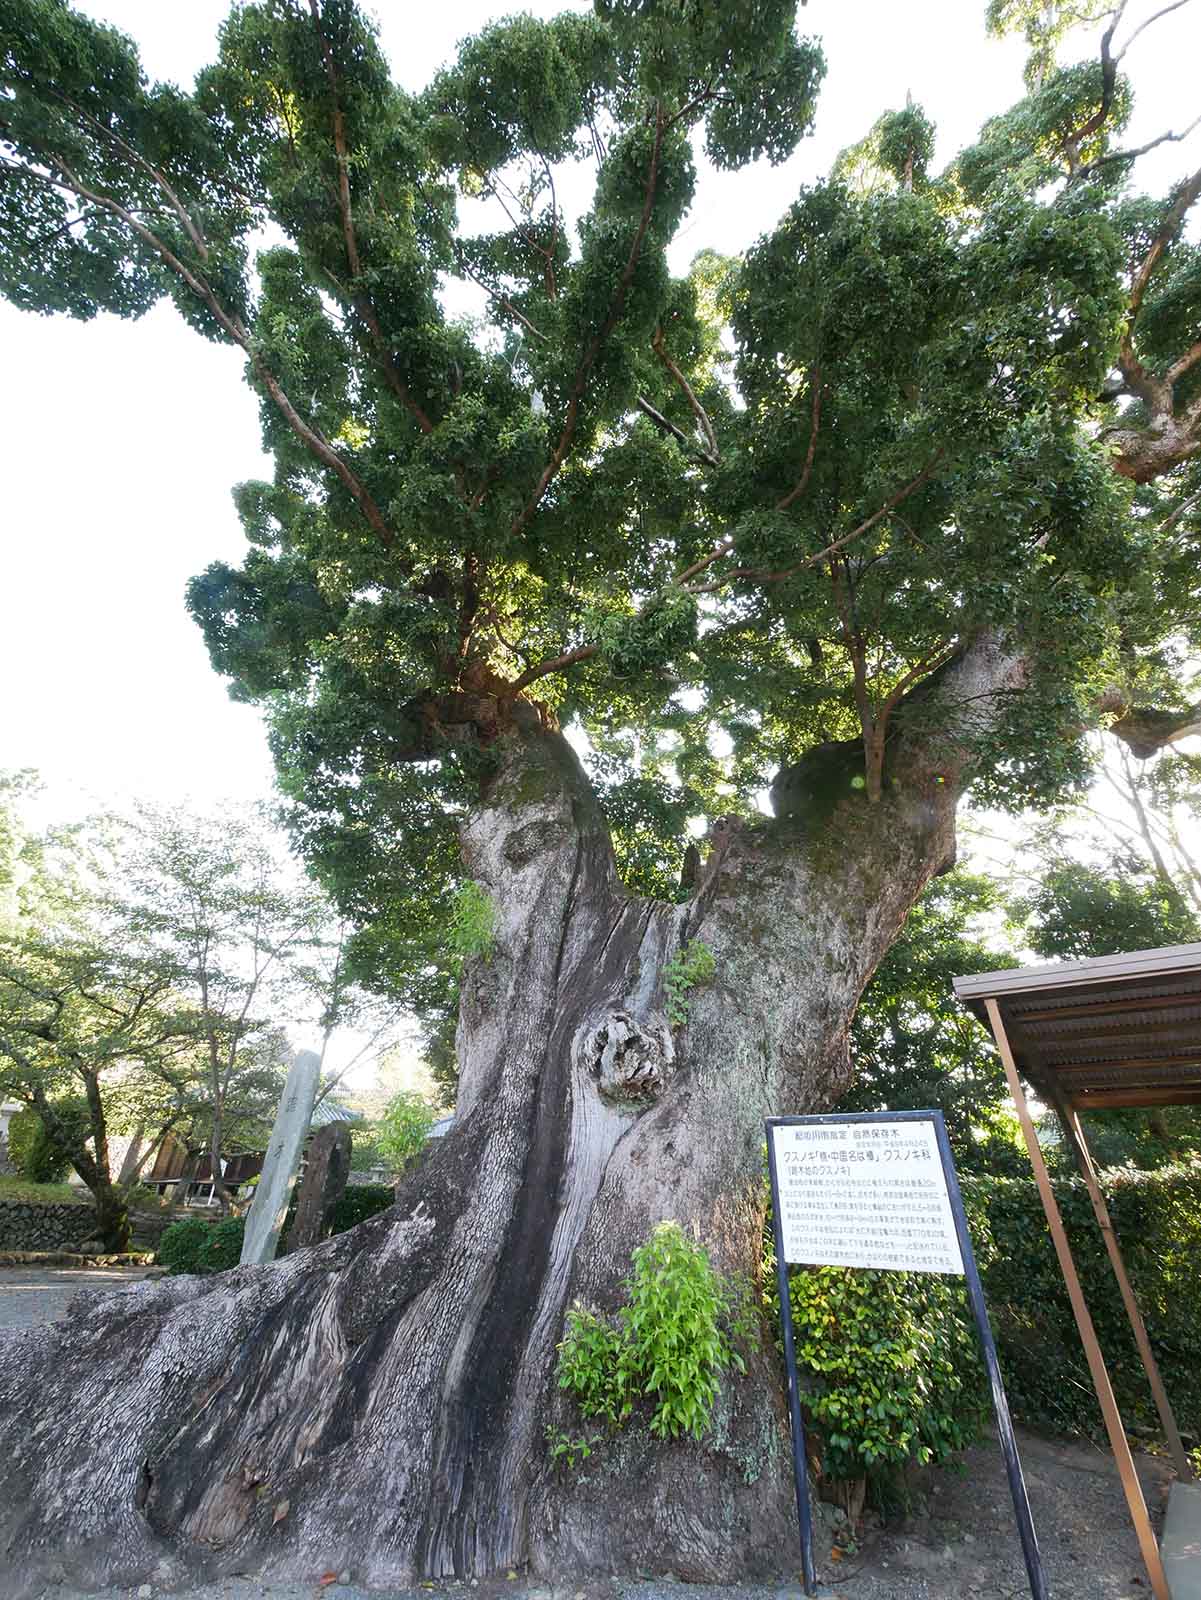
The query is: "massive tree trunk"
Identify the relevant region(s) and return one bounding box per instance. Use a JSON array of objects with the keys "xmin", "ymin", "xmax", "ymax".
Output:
[{"xmin": 0, "ymin": 639, "xmax": 1020, "ymax": 1597}]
